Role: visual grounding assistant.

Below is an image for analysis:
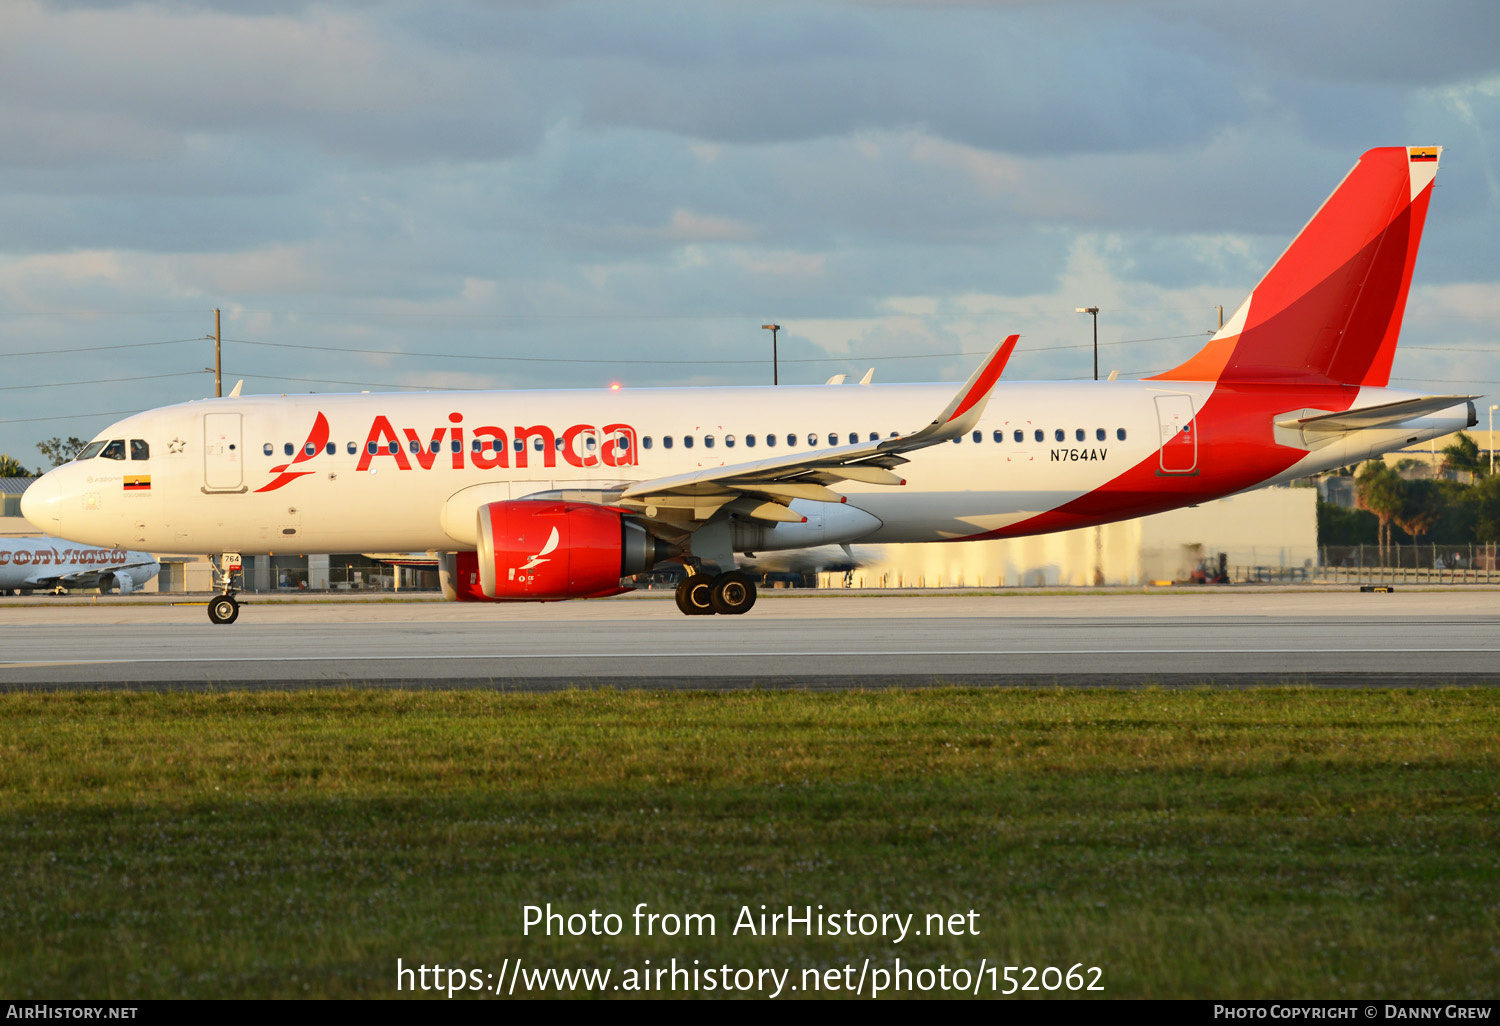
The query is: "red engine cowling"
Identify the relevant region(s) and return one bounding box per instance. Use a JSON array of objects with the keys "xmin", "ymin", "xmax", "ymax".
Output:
[{"xmin": 449, "ymin": 499, "xmax": 667, "ymax": 601}]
